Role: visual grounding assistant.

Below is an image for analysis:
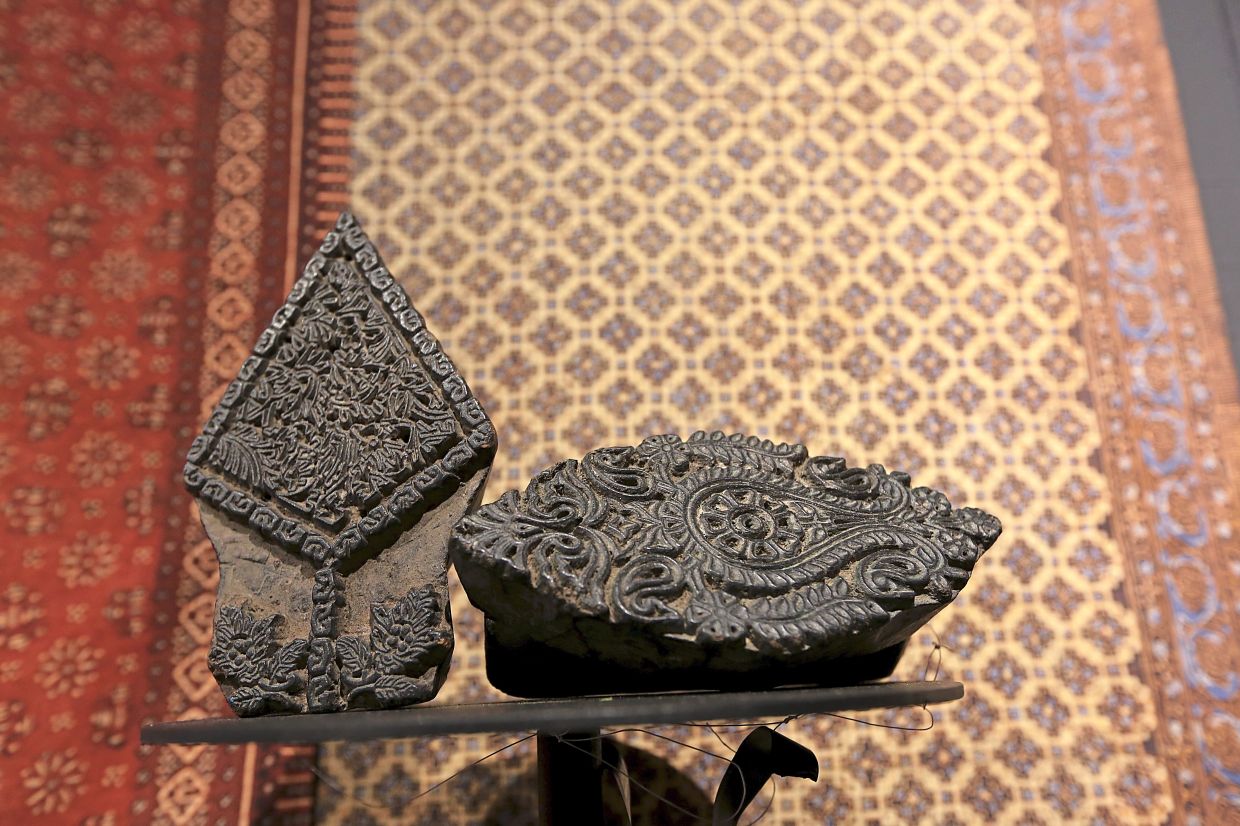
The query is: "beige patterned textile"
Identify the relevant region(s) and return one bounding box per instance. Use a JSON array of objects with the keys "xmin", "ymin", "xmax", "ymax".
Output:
[{"xmin": 311, "ymin": 1, "xmax": 1227, "ymax": 823}]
